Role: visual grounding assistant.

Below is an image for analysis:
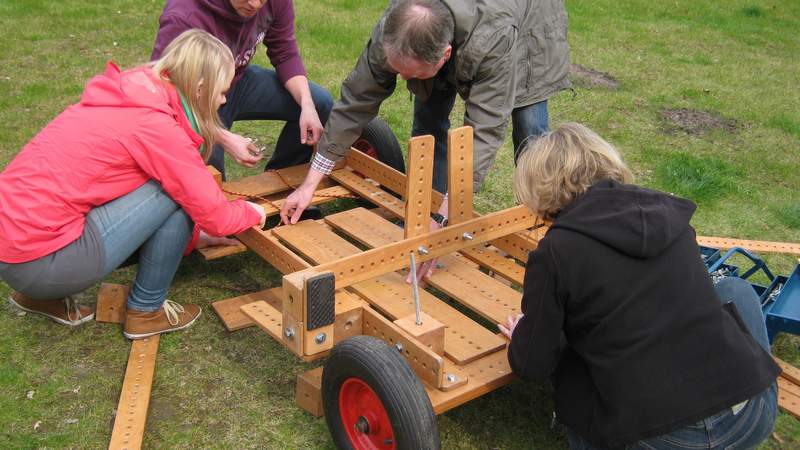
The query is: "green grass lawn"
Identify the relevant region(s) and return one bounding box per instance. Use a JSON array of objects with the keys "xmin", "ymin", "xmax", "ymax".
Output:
[{"xmin": 1, "ymin": 0, "xmax": 799, "ymax": 448}]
